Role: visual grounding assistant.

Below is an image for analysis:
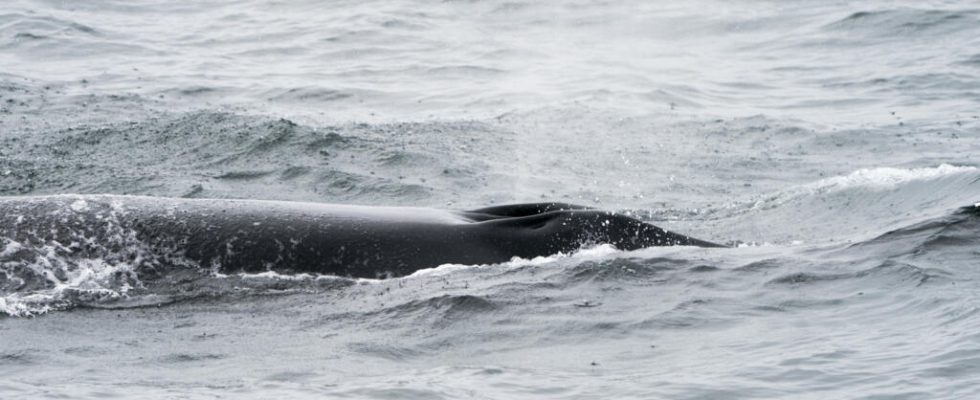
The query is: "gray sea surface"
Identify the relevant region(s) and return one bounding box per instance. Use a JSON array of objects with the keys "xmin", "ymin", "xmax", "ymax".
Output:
[{"xmin": 1, "ymin": 0, "xmax": 980, "ymax": 399}]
